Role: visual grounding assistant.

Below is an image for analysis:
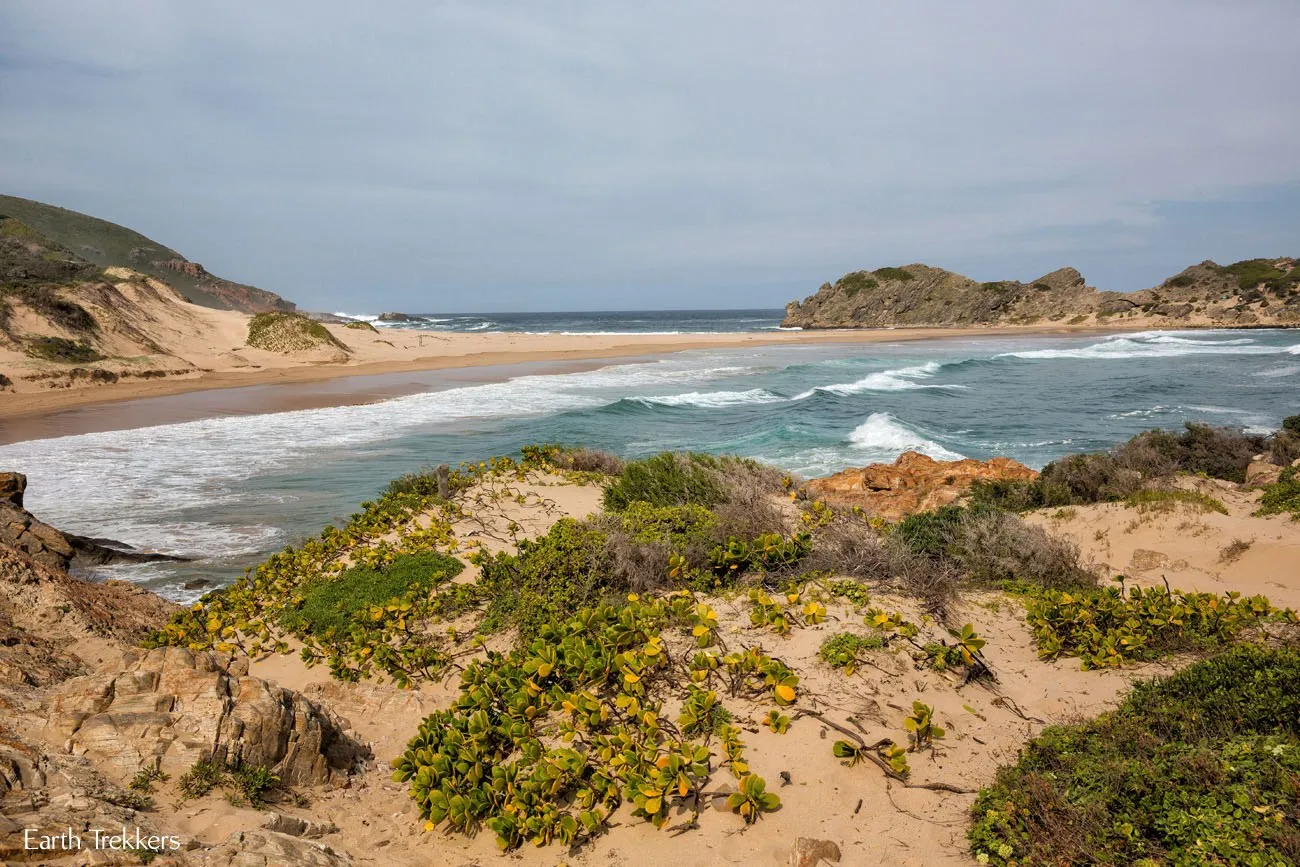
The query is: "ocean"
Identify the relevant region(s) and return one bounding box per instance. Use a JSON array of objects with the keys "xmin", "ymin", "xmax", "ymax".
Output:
[
  {"xmin": 329, "ymin": 308, "xmax": 789, "ymax": 334},
  {"xmin": 1, "ymin": 316, "xmax": 1297, "ymax": 602}
]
